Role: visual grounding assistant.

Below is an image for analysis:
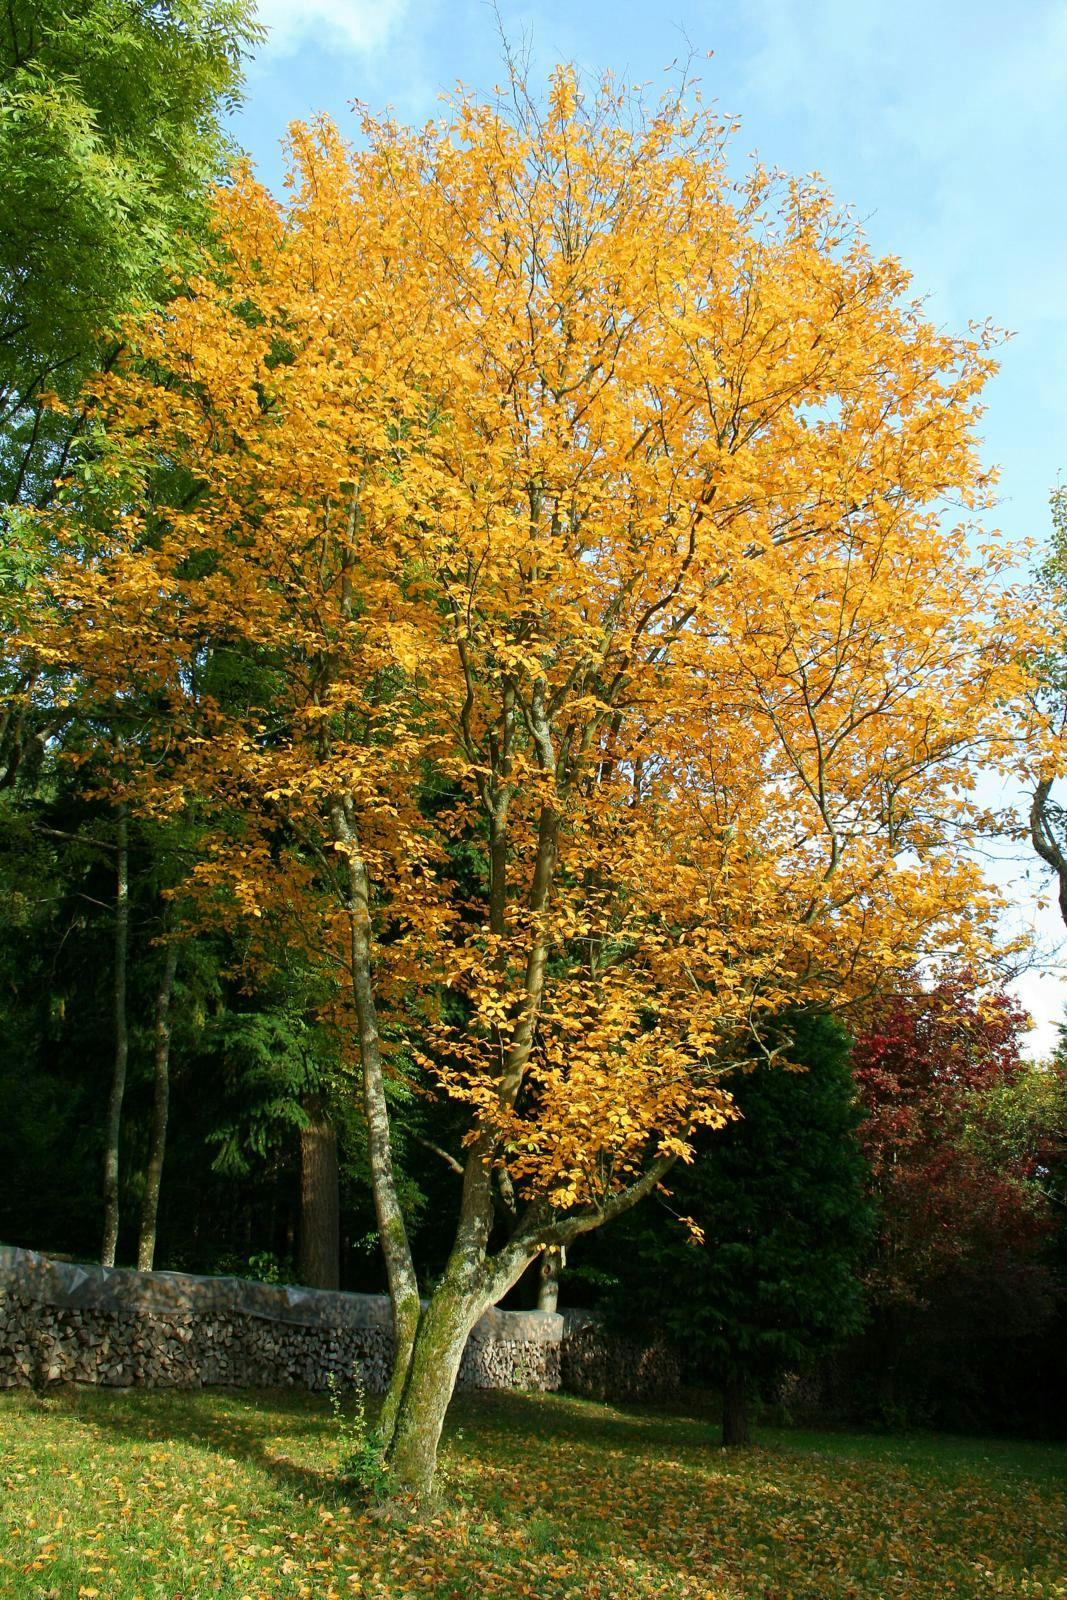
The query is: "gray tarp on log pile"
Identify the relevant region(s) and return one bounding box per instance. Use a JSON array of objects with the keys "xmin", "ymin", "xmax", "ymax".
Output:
[{"xmin": 0, "ymin": 1245, "xmax": 562, "ymax": 1340}]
